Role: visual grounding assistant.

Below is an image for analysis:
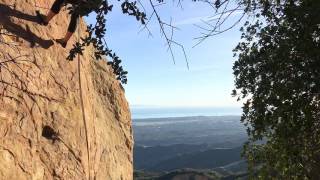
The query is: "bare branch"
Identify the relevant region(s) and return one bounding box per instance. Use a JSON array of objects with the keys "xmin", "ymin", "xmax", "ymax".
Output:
[{"xmin": 148, "ymin": 0, "xmax": 189, "ymax": 69}]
